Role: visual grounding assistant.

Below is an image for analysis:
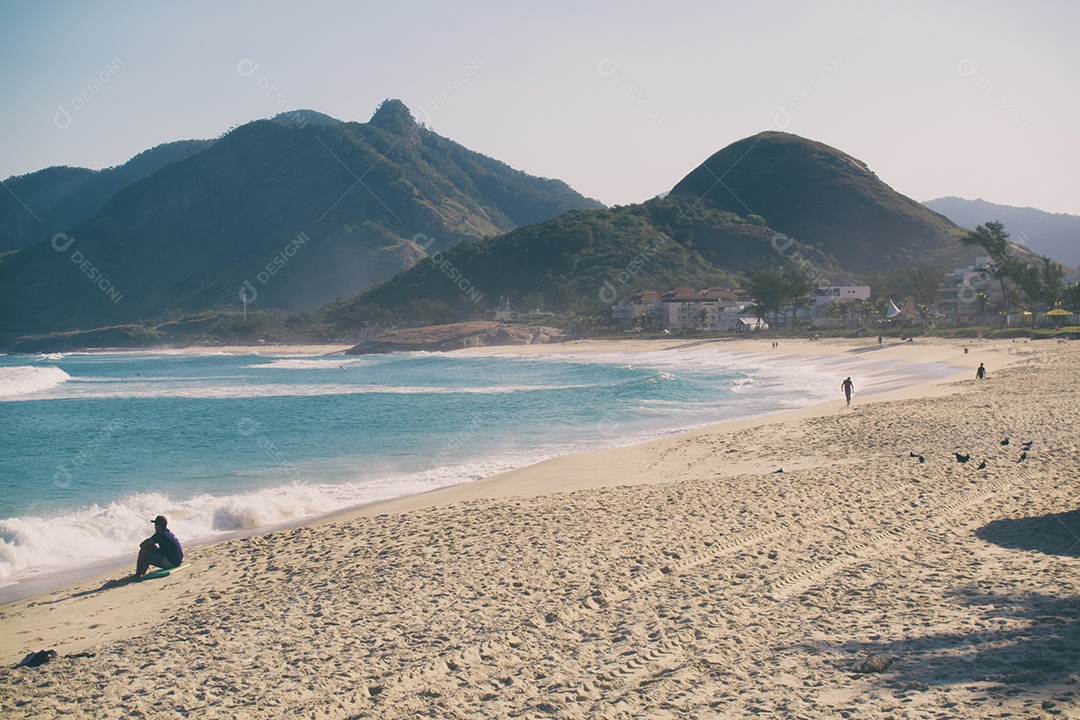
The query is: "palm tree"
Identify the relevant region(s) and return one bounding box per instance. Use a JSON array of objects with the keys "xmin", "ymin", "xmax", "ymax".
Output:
[
  {"xmin": 1065, "ymin": 282, "xmax": 1080, "ymax": 314},
  {"xmin": 824, "ymin": 301, "xmax": 850, "ymax": 328},
  {"xmin": 1011, "ymin": 256, "xmax": 1065, "ymax": 334},
  {"xmin": 975, "ymin": 291, "xmax": 989, "ymax": 326},
  {"xmin": 854, "ymin": 299, "xmax": 878, "ymax": 328},
  {"xmin": 961, "ymin": 222, "xmax": 1017, "ymax": 325}
]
